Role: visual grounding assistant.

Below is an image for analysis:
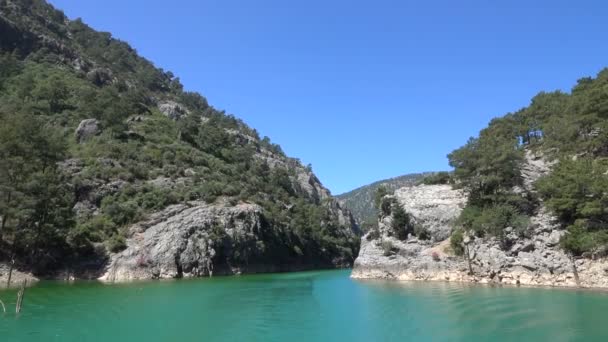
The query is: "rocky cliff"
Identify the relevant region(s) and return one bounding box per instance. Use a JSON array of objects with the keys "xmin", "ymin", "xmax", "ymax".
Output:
[
  {"xmin": 101, "ymin": 200, "xmax": 357, "ymax": 282},
  {"xmin": 352, "ymin": 153, "xmax": 608, "ymax": 289}
]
